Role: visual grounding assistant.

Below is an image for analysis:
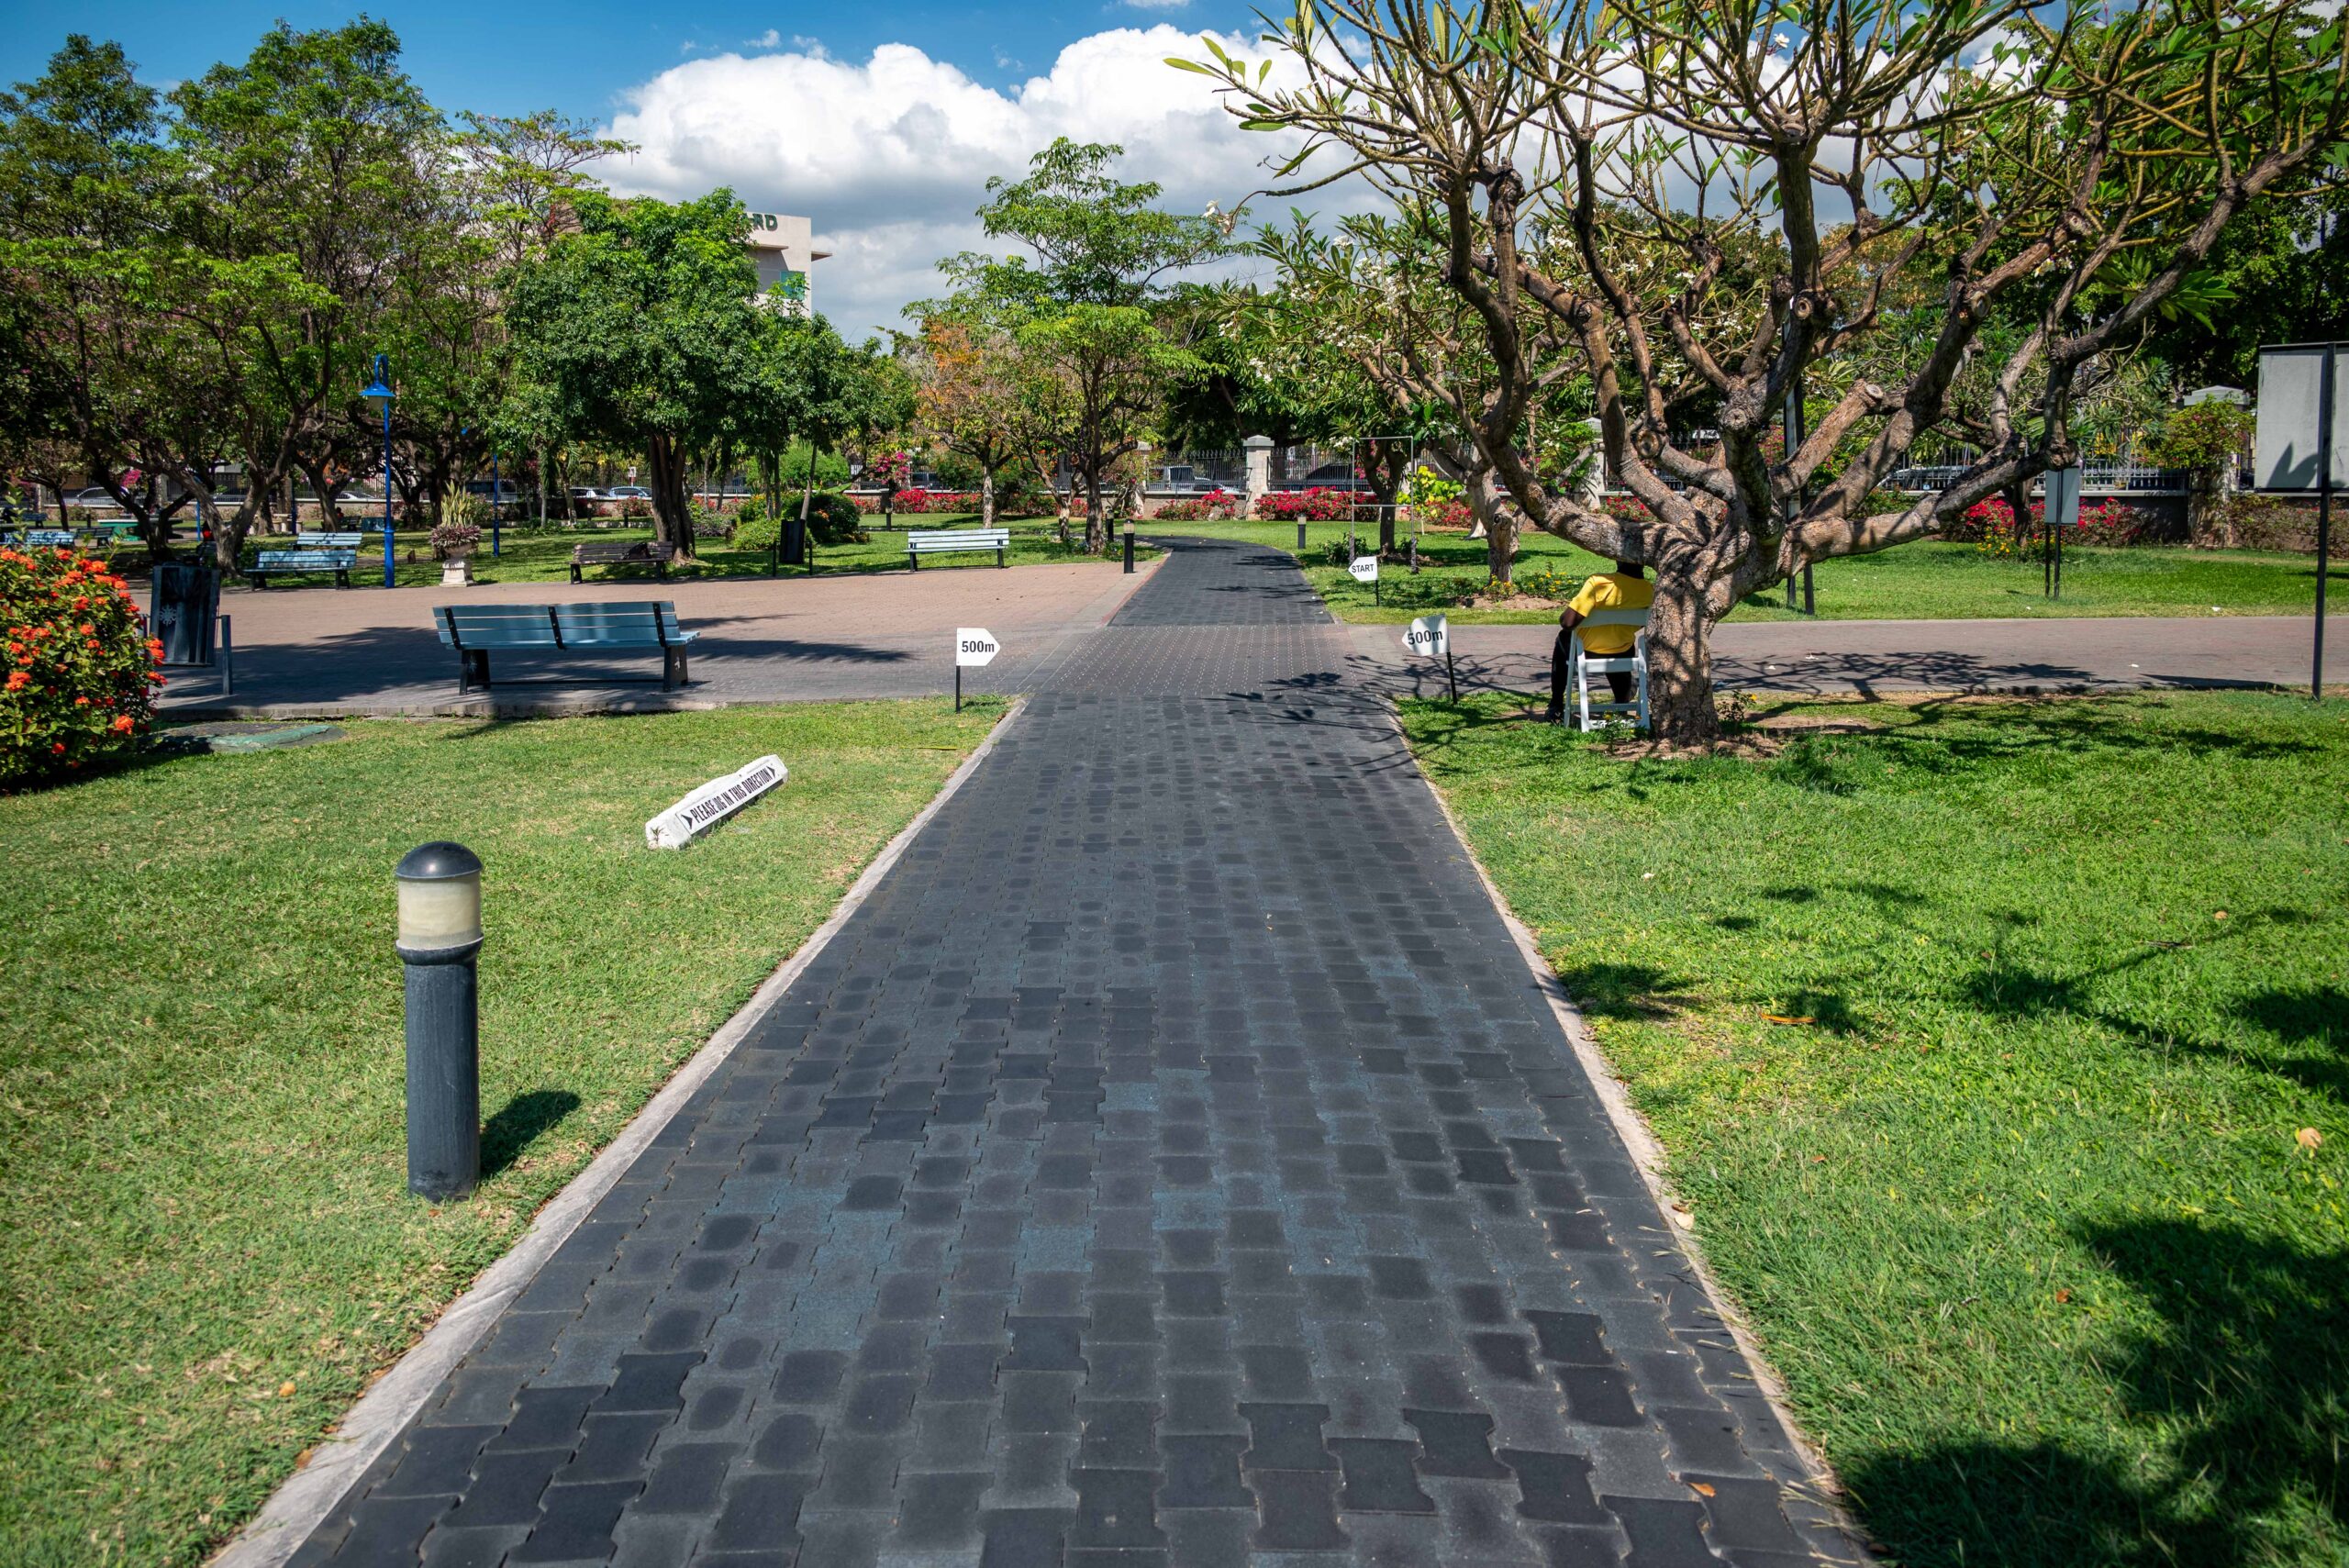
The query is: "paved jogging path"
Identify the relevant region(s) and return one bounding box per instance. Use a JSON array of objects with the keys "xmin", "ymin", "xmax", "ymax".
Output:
[{"xmin": 289, "ymin": 538, "xmax": 1860, "ymax": 1567}]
